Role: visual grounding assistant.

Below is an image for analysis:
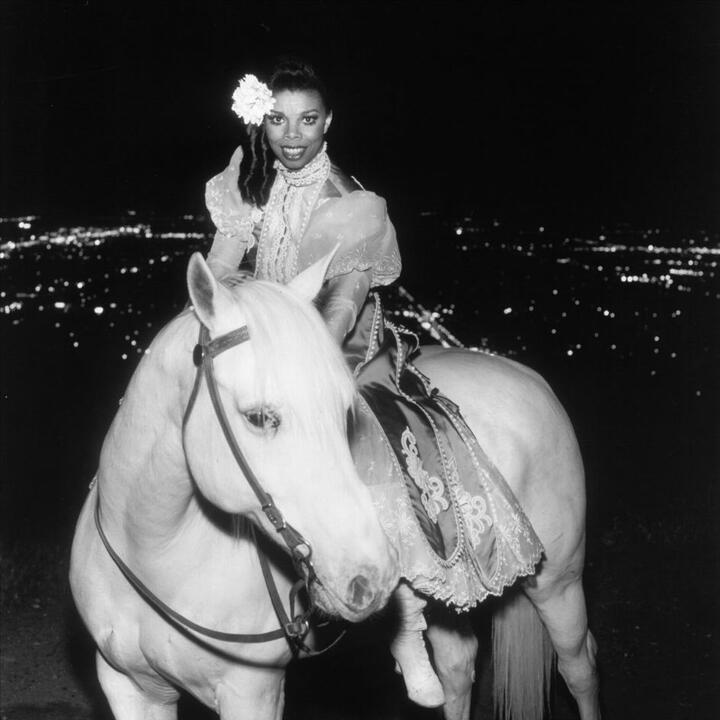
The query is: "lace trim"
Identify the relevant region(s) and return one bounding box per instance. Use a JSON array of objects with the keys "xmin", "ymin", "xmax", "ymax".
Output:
[
  {"xmin": 273, "ymin": 144, "xmax": 330, "ymax": 187},
  {"xmin": 328, "ymin": 242, "xmax": 401, "ymax": 287},
  {"xmin": 205, "ymin": 176, "xmax": 258, "ymax": 246},
  {"xmin": 256, "ymin": 152, "xmax": 331, "ymax": 283}
]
